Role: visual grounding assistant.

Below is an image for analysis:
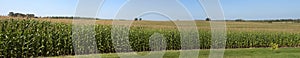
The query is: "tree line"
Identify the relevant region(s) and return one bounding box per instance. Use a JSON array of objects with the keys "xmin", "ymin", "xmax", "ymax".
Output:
[
  {"xmin": 8, "ymin": 12, "xmax": 35, "ymax": 18},
  {"xmin": 43, "ymin": 16, "xmax": 80, "ymax": 19}
]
